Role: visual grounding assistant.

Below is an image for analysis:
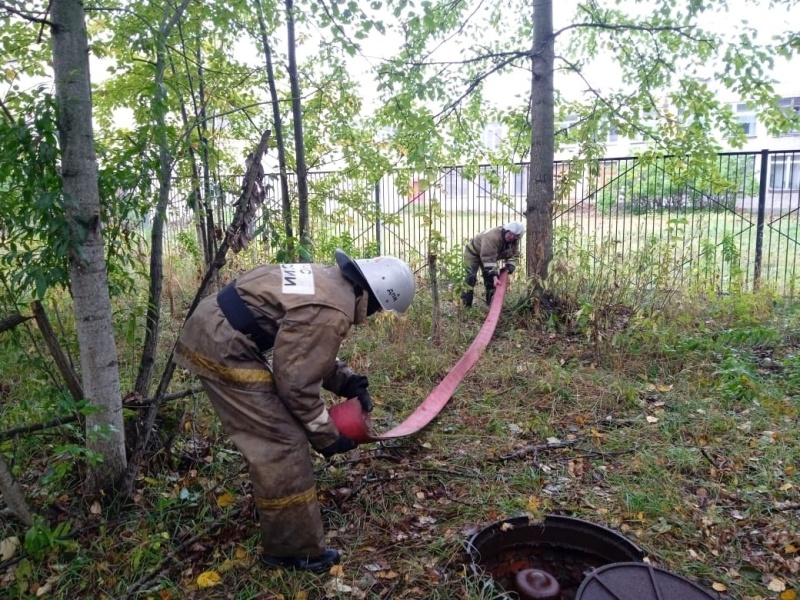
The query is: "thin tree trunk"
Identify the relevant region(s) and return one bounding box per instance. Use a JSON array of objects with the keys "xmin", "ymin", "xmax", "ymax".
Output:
[
  {"xmin": 526, "ymin": 0, "xmax": 555, "ymax": 285},
  {"xmin": 0, "ymin": 454, "xmax": 32, "ymax": 525},
  {"xmin": 133, "ymin": 0, "xmax": 191, "ymax": 400},
  {"xmin": 121, "ymin": 130, "xmax": 272, "ymax": 499},
  {"xmin": 195, "ymin": 42, "xmax": 217, "ymax": 268},
  {"xmin": 255, "ymin": 0, "xmax": 294, "ymax": 255},
  {"xmin": 285, "ymin": 0, "xmax": 311, "ymax": 260},
  {"xmin": 51, "ymin": 0, "xmax": 126, "ymax": 490},
  {"xmin": 32, "ymin": 300, "xmax": 83, "ymax": 402},
  {"xmin": 169, "ymin": 44, "xmax": 209, "ymax": 268}
]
